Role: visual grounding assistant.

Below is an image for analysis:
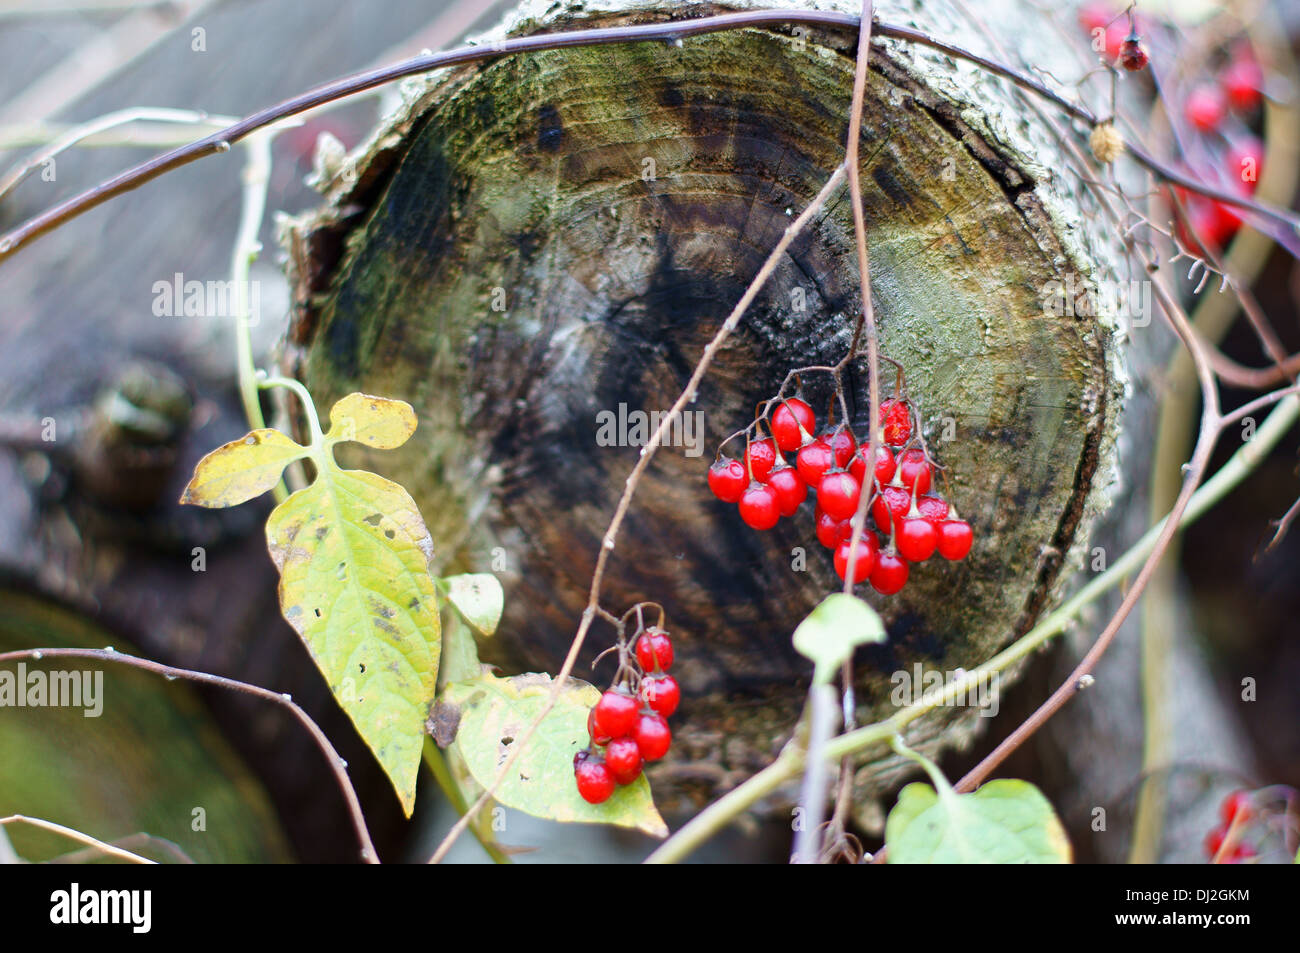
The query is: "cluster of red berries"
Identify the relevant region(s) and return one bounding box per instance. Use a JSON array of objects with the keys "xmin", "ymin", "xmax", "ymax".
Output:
[
  {"xmin": 573, "ymin": 626, "xmax": 680, "ymax": 804},
  {"xmin": 707, "ymin": 393, "xmax": 973, "ymax": 595},
  {"xmin": 1204, "ymin": 790, "xmax": 1257, "ymax": 864},
  {"xmin": 1077, "ymin": 4, "xmax": 1266, "ymax": 252}
]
